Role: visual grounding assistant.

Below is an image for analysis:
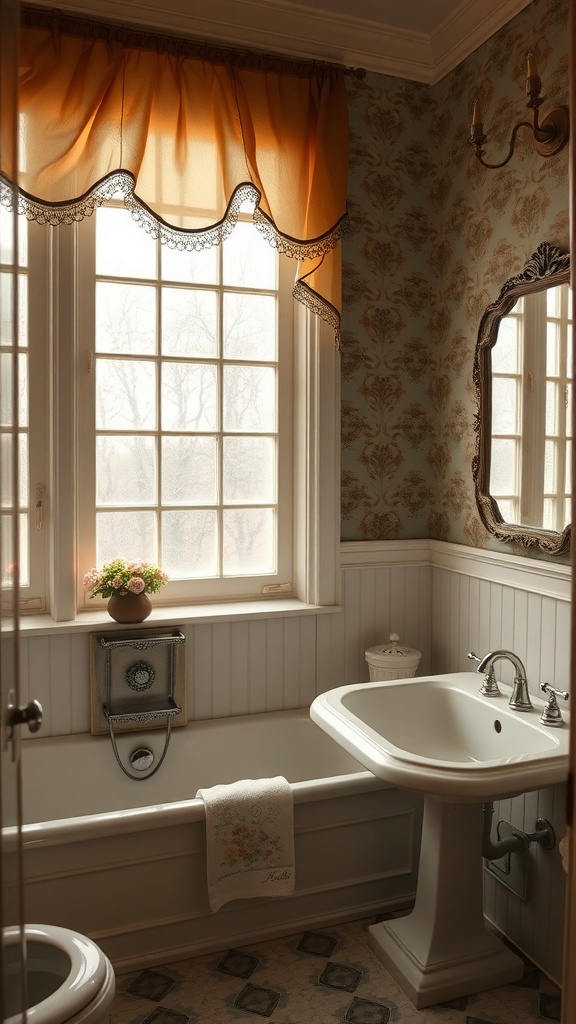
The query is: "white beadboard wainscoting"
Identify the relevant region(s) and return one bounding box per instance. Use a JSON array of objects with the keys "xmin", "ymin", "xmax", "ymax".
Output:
[{"xmin": 19, "ymin": 538, "xmax": 570, "ymax": 982}]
